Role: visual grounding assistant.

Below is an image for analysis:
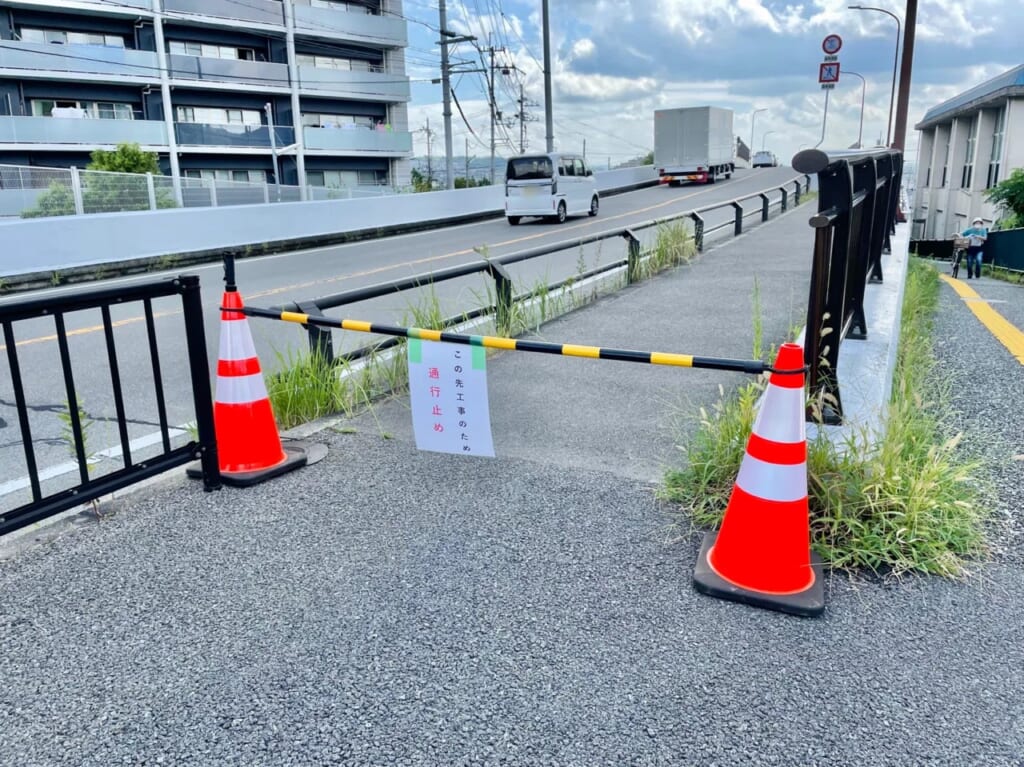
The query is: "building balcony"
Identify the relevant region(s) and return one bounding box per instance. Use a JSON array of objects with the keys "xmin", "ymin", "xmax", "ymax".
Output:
[
  {"xmin": 303, "ymin": 125, "xmax": 411, "ymax": 154},
  {"xmin": 168, "ymin": 54, "xmax": 290, "ymax": 90},
  {"xmin": 174, "ymin": 122, "xmax": 295, "ymax": 148},
  {"xmin": 5, "ymin": 0, "xmax": 153, "ymax": 16},
  {"xmin": 292, "ymin": 2, "xmax": 407, "ymax": 47},
  {"xmin": 163, "ymin": 0, "xmax": 285, "ymax": 28},
  {"xmin": 0, "ymin": 42, "xmax": 160, "ymax": 83},
  {"xmin": 297, "ymin": 66, "xmax": 409, "ymax": 102},
  {"xmin": 0, "ymin": 115, "xmax": 167, "ymax": 146}
]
